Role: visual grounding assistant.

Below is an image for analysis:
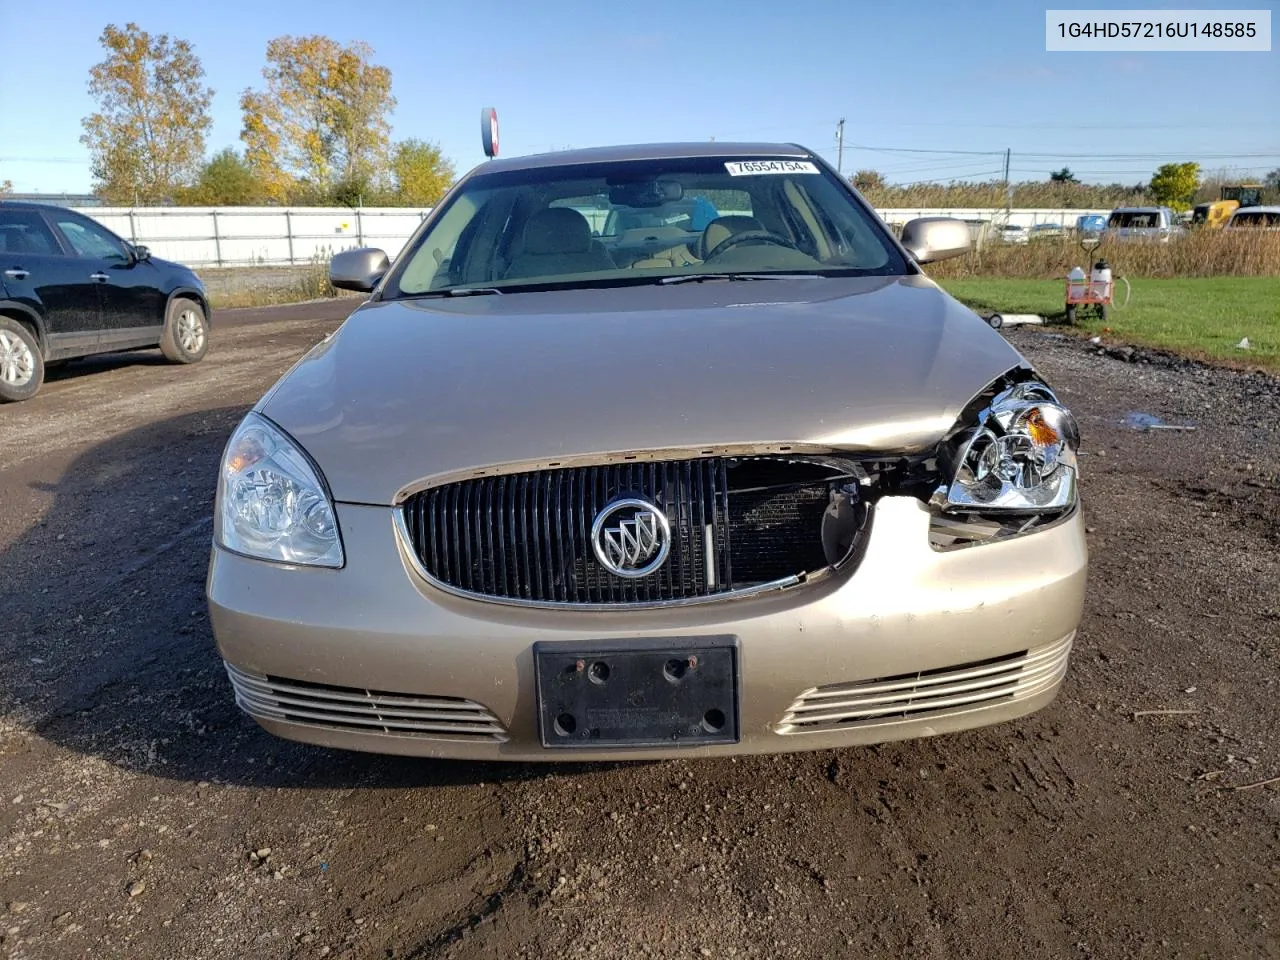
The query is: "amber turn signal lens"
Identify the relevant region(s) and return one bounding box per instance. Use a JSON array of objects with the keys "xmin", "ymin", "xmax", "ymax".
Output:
[{"xmin": 1024, "ymin": 408, "xmax": 1061, "ymax": 446}]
